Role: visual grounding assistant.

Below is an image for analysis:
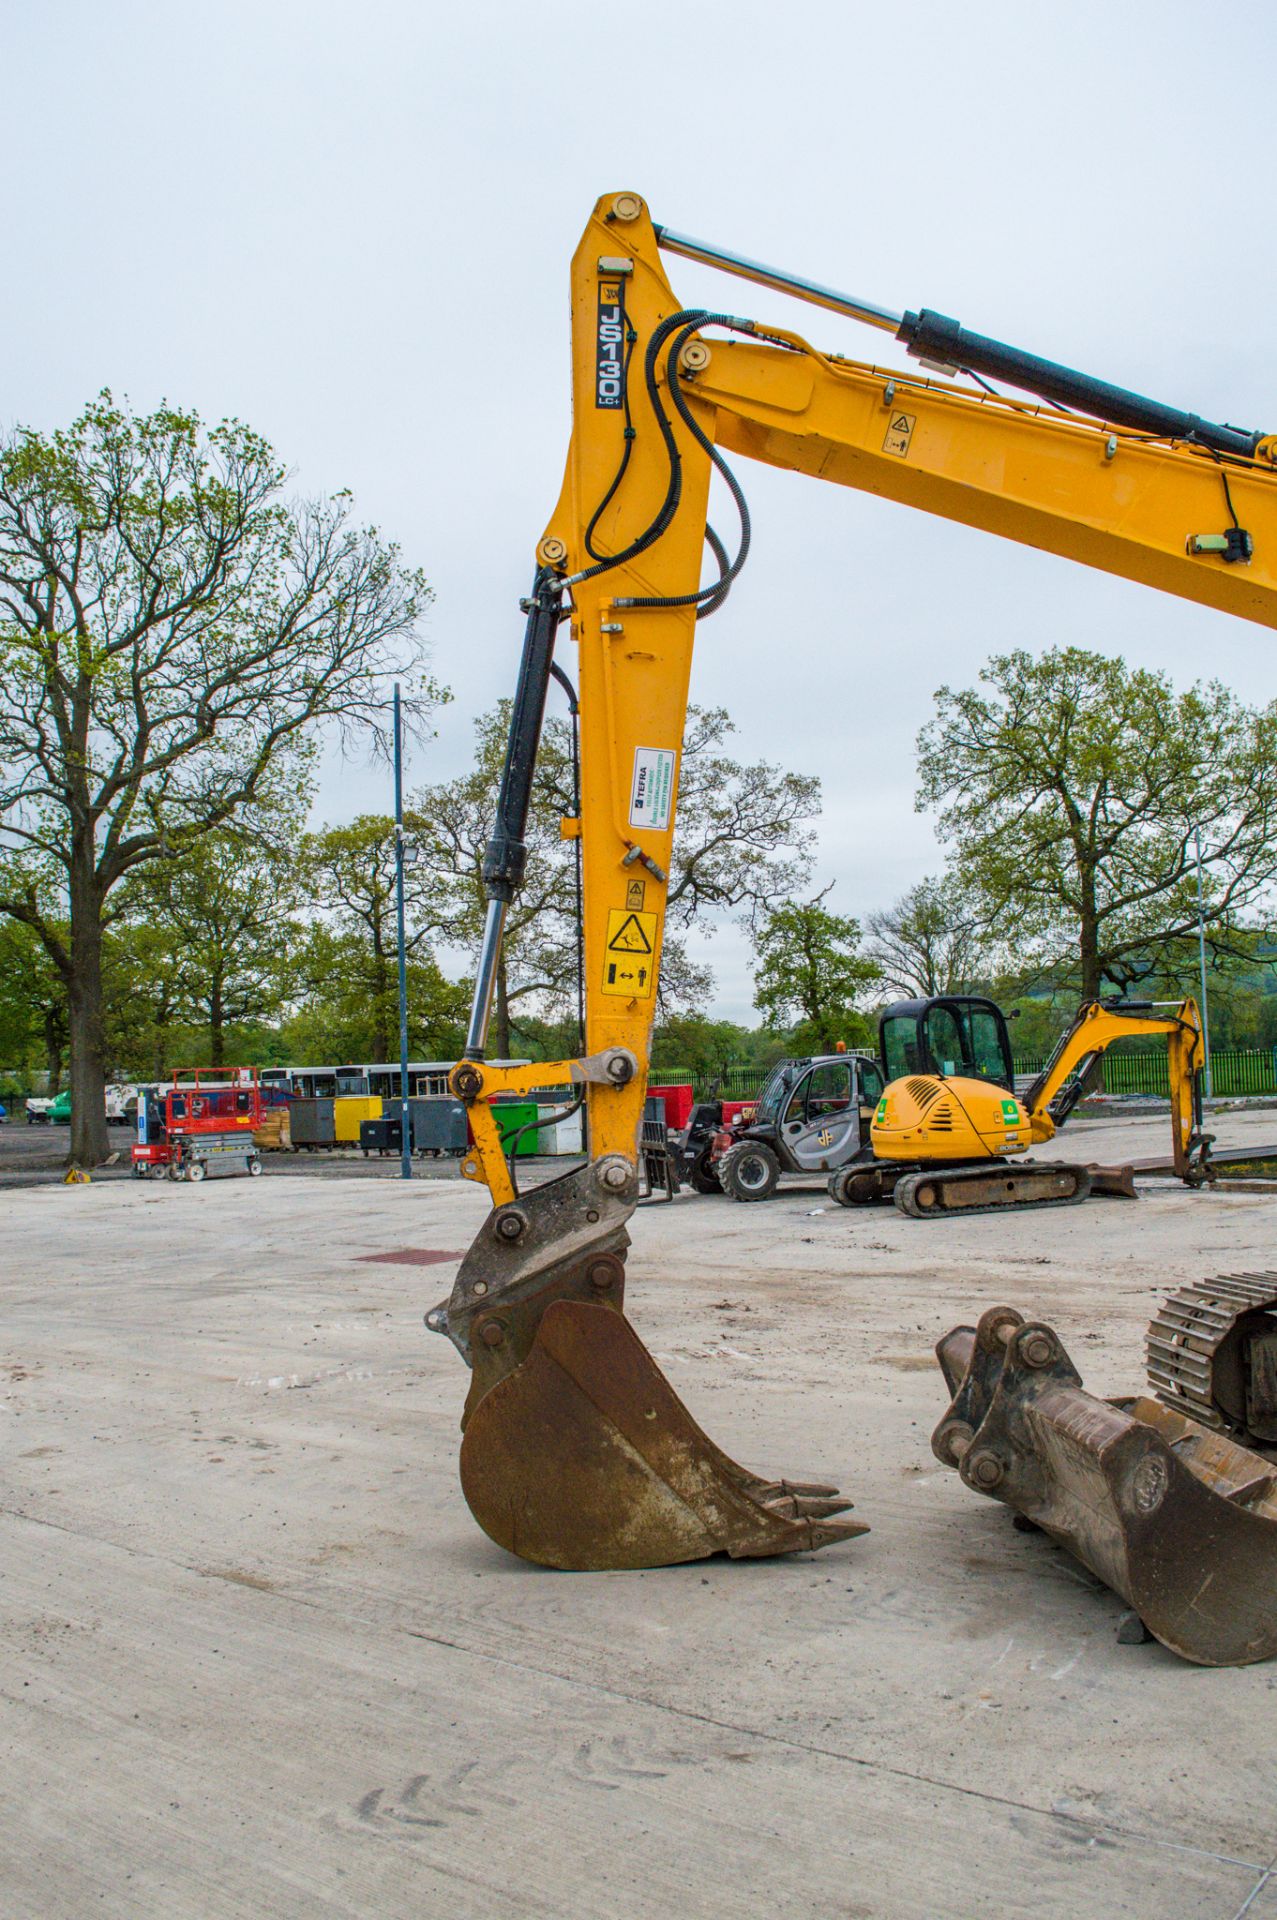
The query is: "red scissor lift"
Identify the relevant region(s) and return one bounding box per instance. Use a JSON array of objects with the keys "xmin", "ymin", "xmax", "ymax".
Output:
[{"xmin": 132, "ymin": 1069, "xmax": 266, "ymax": 1183}]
